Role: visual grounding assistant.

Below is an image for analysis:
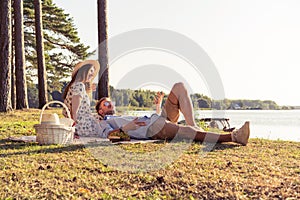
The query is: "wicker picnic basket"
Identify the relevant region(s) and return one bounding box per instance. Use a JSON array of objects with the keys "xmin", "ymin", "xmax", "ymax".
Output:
[{"xmin": 34, "ymin": 101, "xmax": 75, "ymax": 145}]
